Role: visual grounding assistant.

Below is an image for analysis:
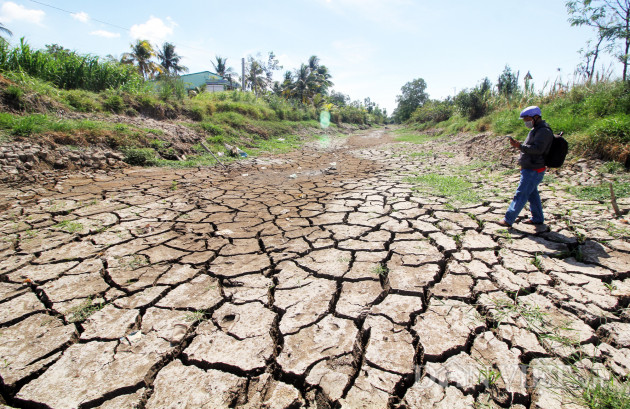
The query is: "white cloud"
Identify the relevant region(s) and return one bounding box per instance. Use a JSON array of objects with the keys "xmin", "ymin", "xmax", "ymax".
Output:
[
  {"xmin": 130, "ymin": 16, "xmax": 175, "ymax": 43},
  {"xmin": 90, "ymin": 30, "xmax": 120, "ymax": 39},
  {"xmin": 0, "ymin": 1, "xmax": 45, "ymax": 25},
  {"xmin": 71, "ymin": 11, "xmax": 89, "ymax": 23}
]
